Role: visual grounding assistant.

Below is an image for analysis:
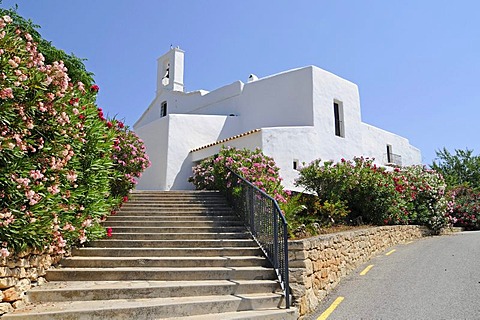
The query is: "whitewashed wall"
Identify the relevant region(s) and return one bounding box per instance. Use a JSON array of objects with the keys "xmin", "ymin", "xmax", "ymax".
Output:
[{"xmin": 134, "ymin": 49, "xmax": 422, "ymax": 191}]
